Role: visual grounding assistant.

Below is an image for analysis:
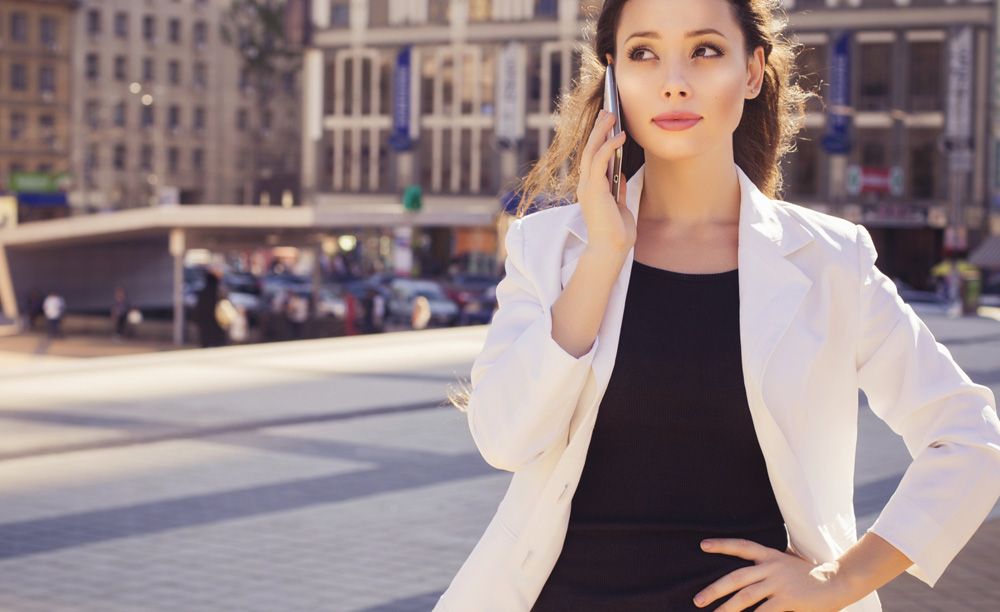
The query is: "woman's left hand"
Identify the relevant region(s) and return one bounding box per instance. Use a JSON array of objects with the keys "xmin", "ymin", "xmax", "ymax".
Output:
[{"xmin": 692, "ymin": 539, "xmax": 851, "ymax": 611}]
